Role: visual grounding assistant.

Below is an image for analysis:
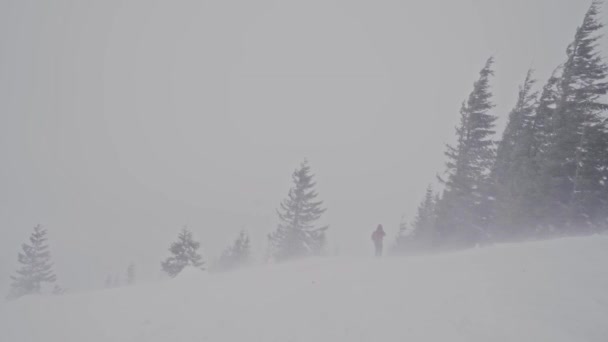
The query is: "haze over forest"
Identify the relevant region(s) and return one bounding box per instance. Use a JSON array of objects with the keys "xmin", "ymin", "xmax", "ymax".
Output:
[{"xmin": 2, "ymin": 0, "xmax": 608, "ymax": 294}]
